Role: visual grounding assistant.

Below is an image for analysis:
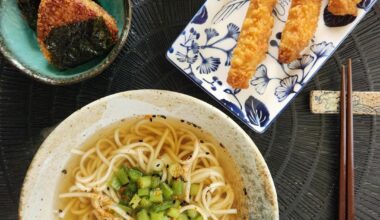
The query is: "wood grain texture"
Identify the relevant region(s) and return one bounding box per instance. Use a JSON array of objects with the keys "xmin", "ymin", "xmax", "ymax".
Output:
[
  {"xmin": 339, "ymin": 65, "xmax": 346, "ymax": 220},
  {"xmin": 0, "ymin": 1, "xmax": 380, "ymax": 220}
]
